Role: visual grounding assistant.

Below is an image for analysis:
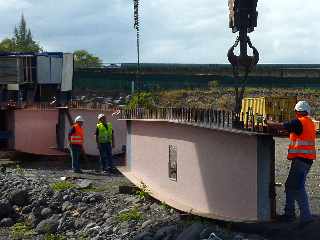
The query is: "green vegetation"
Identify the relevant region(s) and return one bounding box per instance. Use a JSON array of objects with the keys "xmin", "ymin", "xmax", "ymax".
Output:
[
  {"xmin": 50, "ymin": 181, "xmax": 76, "ymax": 192},
  {"xmin": 208, "ymin": 80, "xmax": 220, "ymax": 89},
  {"xmin": 74, "ymin": 50, "xmax": 103, "ymax": 68},
  {"xmin": 126, "ymin": 92, "xmax": 157, "ymax": 109},
  {"xmin": 44, "ymin": 234, "xmax": 67, "ymax": 240},
  {"xmin": 0, "ymin": 14, "xmax": 42, "ymax": 52},
  {"xmin": 135, "ymin": 181, "xmax": 150, "ymax": 201},
  {"xmin": 78, "ymin": 233, "xmax": 89, "ymax": 240},
  {"xmin": 160, "ymin": 201, "xmax": 171, "ymax": 211},
  {"xmin": 15, "ymin": 164, "xmax": 25, "ymax": 176},
  {"xmin": 117, "ymin": 207, "xmax": 143, "ymax": 222},
  {"xmin": 10, "ymin": 222, "xmax": 35, "ymax": 240}
]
